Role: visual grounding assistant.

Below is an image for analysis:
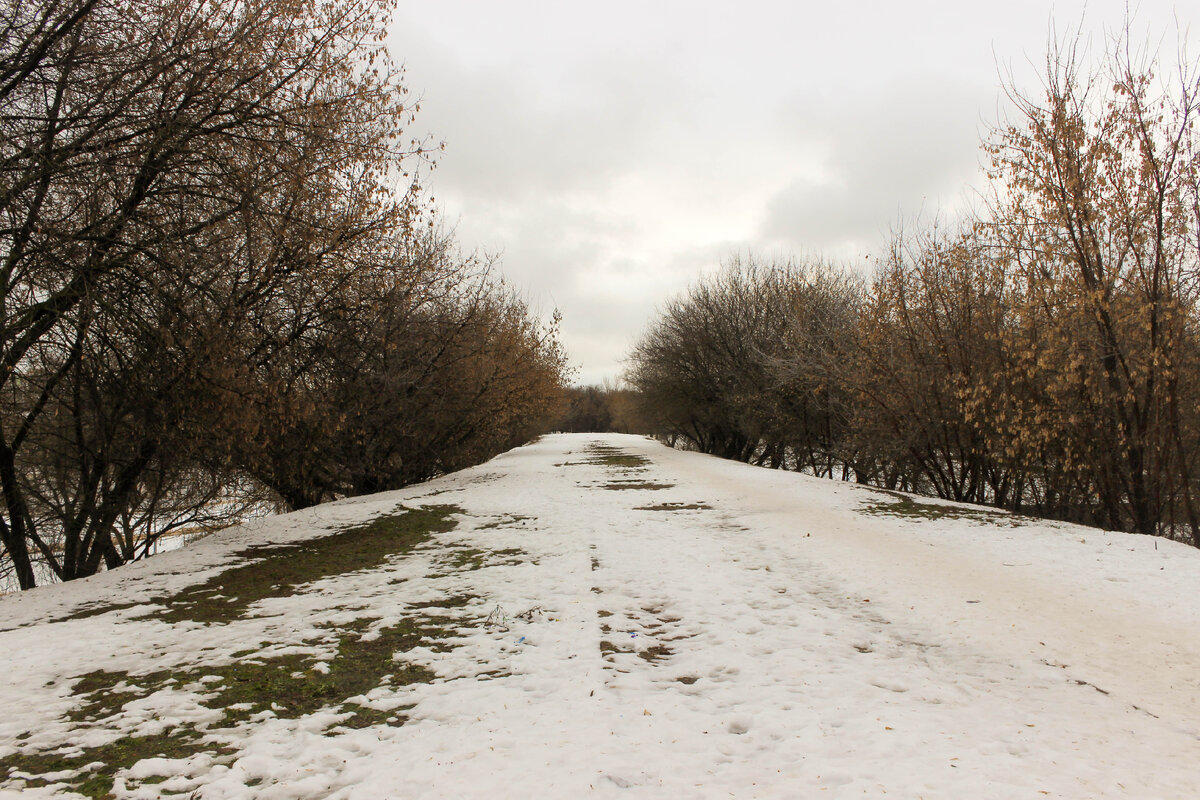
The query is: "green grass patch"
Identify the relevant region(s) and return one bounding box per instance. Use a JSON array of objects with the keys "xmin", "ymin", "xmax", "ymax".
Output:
[
  {"xmin": 334, "ymin": 701, "xmax": 410, "ymax": 729},
  {"xmin": 426, "ymin": 546, "xmax": 530, "ymax": 578},
  {"xmin": 65, "ymin": 669, "xmax": 174, "ymax": 724},
  {"xmin": 4, "ymin": 730, "xmax": 230, "ymax": 799},
  {"xmin": 860, "ymin": 491, "xmax": 1023, "ymax": 525},
  {"xmin": 408, "ymin": 594, "xmax": 478, "ymax": 611},
  {"xmin": 156, "ymin": 505, "xmax": 461, "ymax": 624},
  {"xmin": 4, "ymin": 506, "xmax": 472, "ymax": 797},
  {"xmin": 5, "ymin": 612, "xmax": 461, "ymax": 797},
  {"xmin": 53, "ymin": 601, "xmax": 142, "ymax": 625},
  {"xmin": 10, "ymin": 599, "xmax": 141, "ymax": 630}
]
